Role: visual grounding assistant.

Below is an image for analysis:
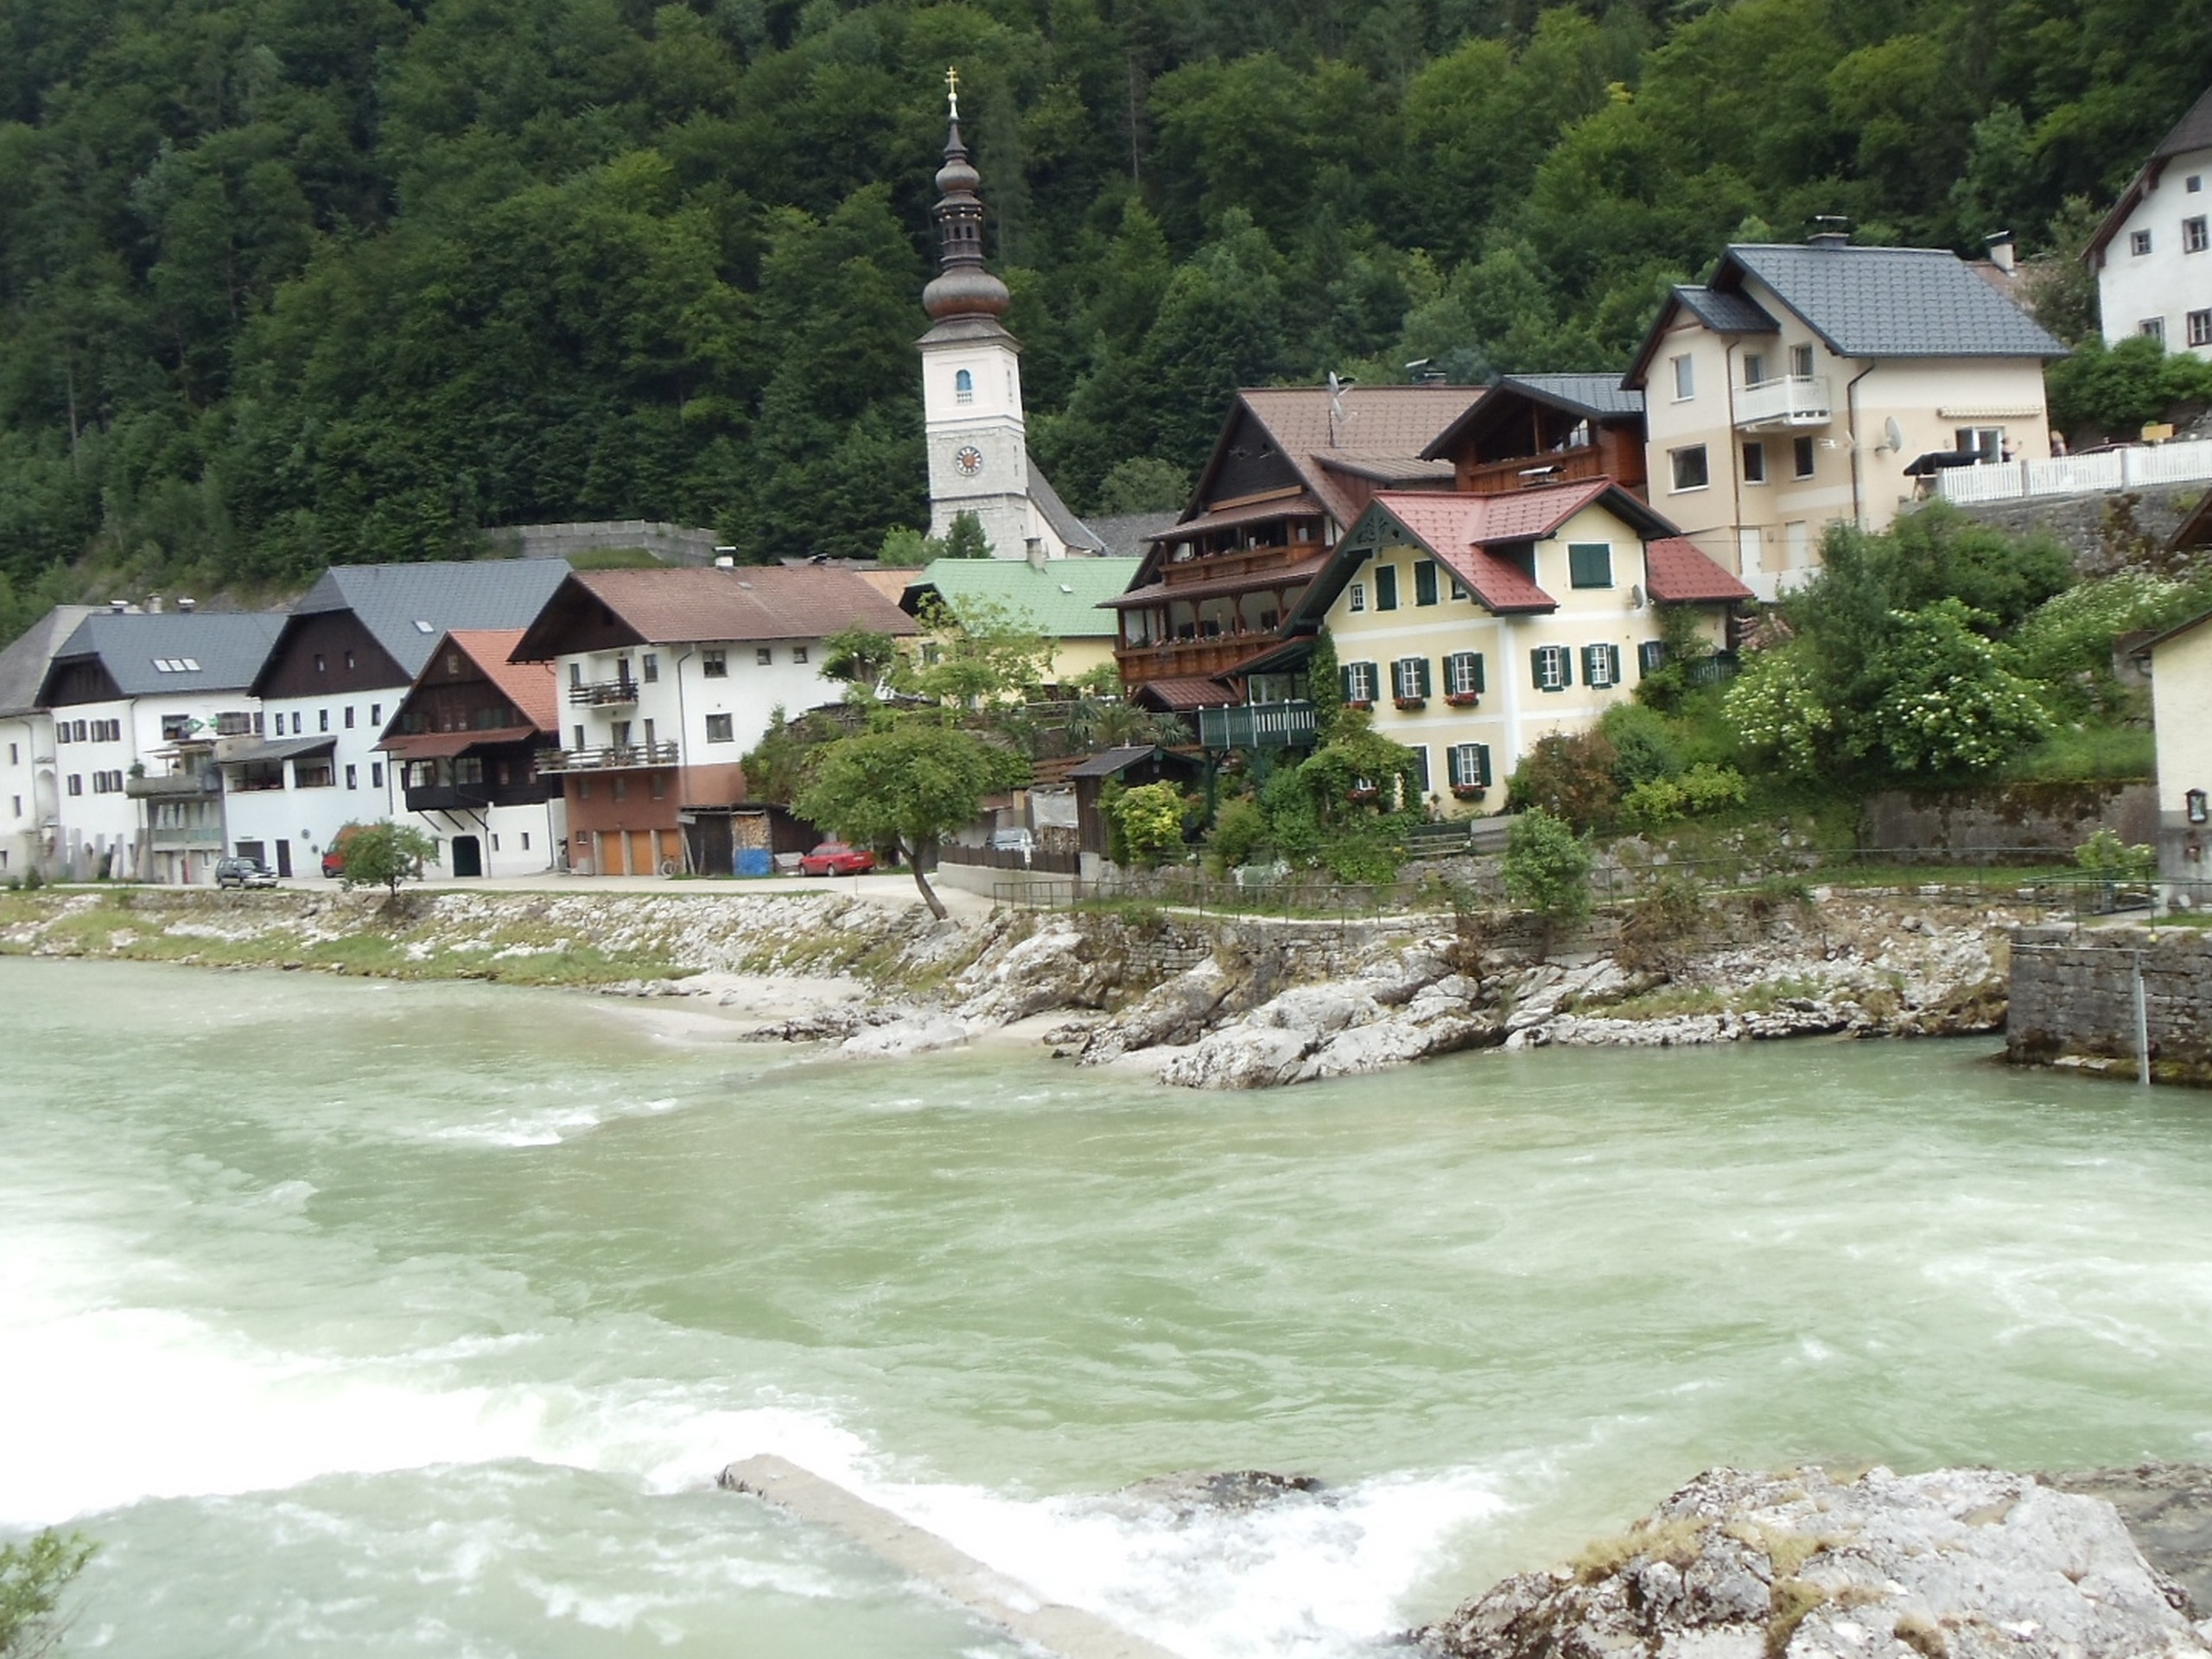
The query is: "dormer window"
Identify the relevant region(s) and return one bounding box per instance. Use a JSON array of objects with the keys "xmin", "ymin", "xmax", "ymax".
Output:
[{"xmin": 955, "ymin": 368, "xmax": 974, "ymax": 404}]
